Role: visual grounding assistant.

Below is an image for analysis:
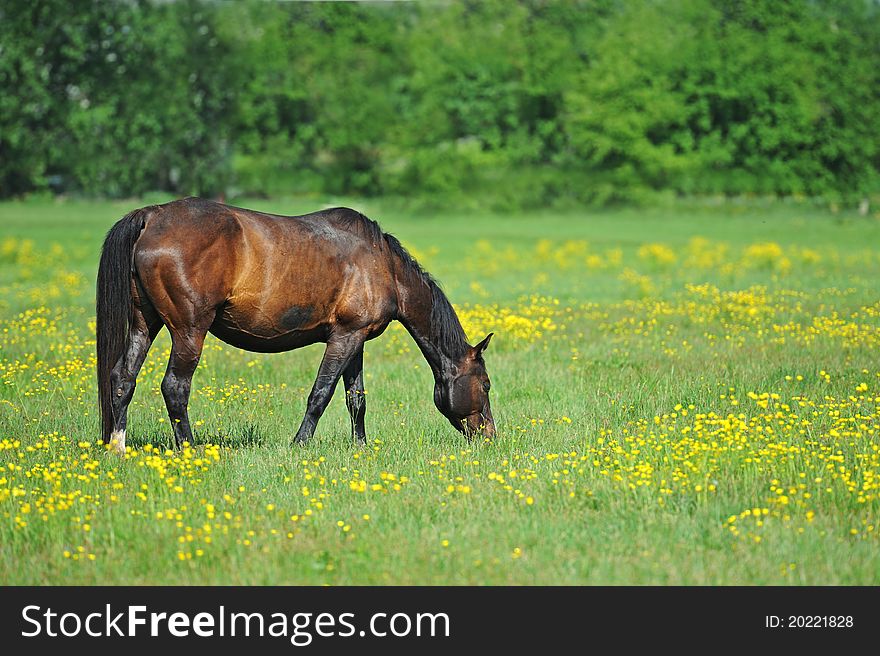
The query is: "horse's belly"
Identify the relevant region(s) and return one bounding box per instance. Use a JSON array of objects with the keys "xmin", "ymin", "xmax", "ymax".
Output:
[{"xmin": 208, "ymin": 305, "xmax": 328, "ymax": 353}]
